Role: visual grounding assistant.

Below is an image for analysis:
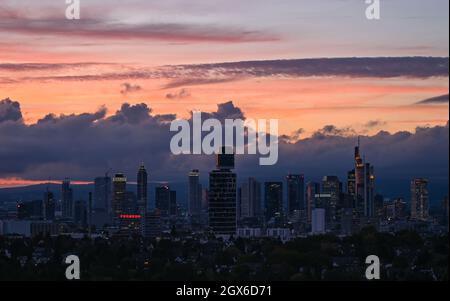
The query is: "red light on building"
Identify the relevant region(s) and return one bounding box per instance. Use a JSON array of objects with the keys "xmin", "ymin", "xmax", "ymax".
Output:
[{"xmin": 119, "ymin": 214, "xmax": 141, "ymax": 219}]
